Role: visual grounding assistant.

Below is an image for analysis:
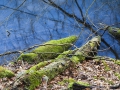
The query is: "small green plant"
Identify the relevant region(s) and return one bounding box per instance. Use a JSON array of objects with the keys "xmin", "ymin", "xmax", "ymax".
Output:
[
  {"xmin": 106, "ymin": 80, "xmax": 114, "ymax": 85},
  {"xmin": 58, "ymin": 78, "xmax": 90, "ymax": 89},
  {"xmin": 102, "ymin": 60, "xmax": 111, "ymax": 71},
  {"xmin": 100, "ymin": 77, "xmax": 105, "ymax": 81},
  {"xmin": 114, "ymin": 60, "xmax": 120, "ymax": 65},
  {"xmin": 115, "ymin": 73, "xmax": 120, "ymax": 80}
]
